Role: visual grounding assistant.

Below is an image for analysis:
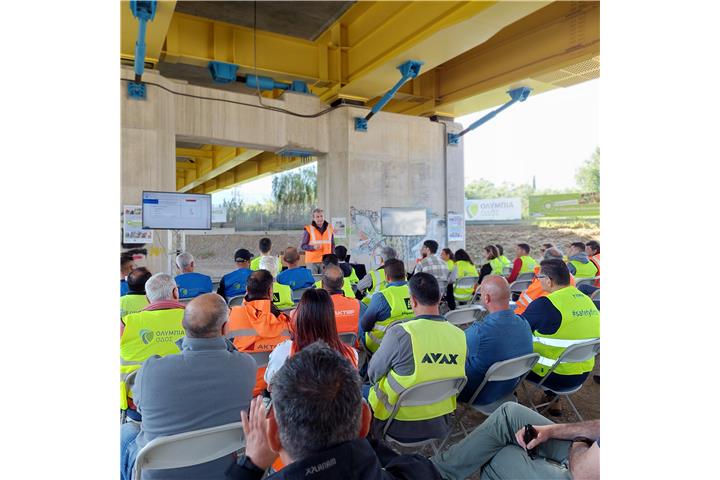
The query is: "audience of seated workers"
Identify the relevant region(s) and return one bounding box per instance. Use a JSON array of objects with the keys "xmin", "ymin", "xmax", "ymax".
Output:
[
  {"xmin": 495, "ymin": 244, "xmax": 512, "ymax": 272},
  {"xmin": 276, "ymin": 247, "xmax": 315, "ymax": 291},
  {"xmin": 217, "ymin": 248, "xmax": 254, "ymax": 301},
  {"xmin": 514, "ymin": 248, "xmax": 575, "ymax": 315},
  {"xmin": 520, "ymin": 259, "xmax": 600, "ymax": 415},
  {"xmin": 356, "ymin": 245, "xmax": 397, "ymax": 304},
  {"xmin": 120, "ymin": 254, "xmax": 136, "ymax": 296},
  {"xmin": 566, "ymin": 242, "xmax": 599, "ymax": 279},
  {"xmin": 312, "ymin": 254, "xmax": 355, "ymax": 297},
  {"xmin": 251, "ymin": 237, "xmax": 282, "ymax": 273},
  {"xmin": 365, "ymin": 272, "xmax": 467, "ymax": 442},
  {"xmin": 440, "ymin": 247, "xmax": 455, "ymax": 273},
  {"xmin": 322, "ymin": 264, "xmax": 366, "ymax": 337},
  {"xmin": 334, "ymin": 245, "xmax": 360, "ymax": 283},
  {"xmin": 459, "ymin": 276, "xmax": 533, "ymax": 406},
  {"xmin": 506, "ymin": 243, "xmax": 538, "ymax": 283},
  {"xmin": 120, "ymin": 267, "xmax": 151, "ymax": 320},
  {"xmin": 120, "ymin": 273, "xmax": 186, "ymax": 420},
  {"xmin": 227, "ymin": 343, "xmax": 599, "ymax": 480},
  {"xmin": 258, "ymin": 256, "xmax": 294, "ymax": 310},
  {"xmin": 173, "ymin": 251, "xmax": 213, "ymax": 300},
  {"xmin": 121, "ymin": 293, "xmax": 257, "ymax": 480},
  {"xmin": 360, "ymin": 259, "xmax": 415, "ymax": 354},
  {"xmin": 264, "ymin": 288, "xmax": 358, "ymax": 387},
  {"xmin": 227, "ymin": 269, "xmax": 291, "ymax": 396},
  {"xmin": 451, "ymin": 248, "xmax": 479, "ymax": 304}
]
